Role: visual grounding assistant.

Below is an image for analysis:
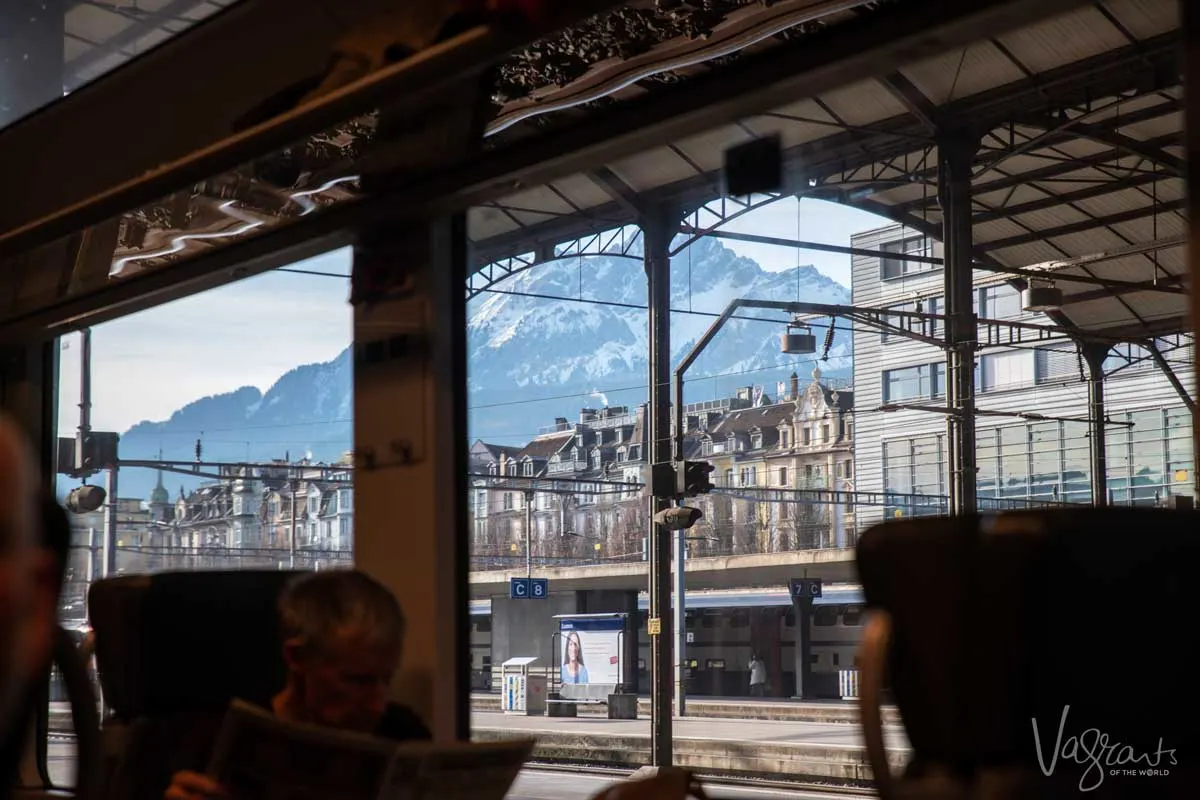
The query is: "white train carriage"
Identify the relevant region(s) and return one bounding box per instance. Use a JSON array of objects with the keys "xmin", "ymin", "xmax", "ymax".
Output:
[
  {"xmin": 633, "ymin": 585, "xmax": 864, "ymax": 698},
  {"xmin": 468, "ymin": 585, "xmax": 865, "ymax": 699}
]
